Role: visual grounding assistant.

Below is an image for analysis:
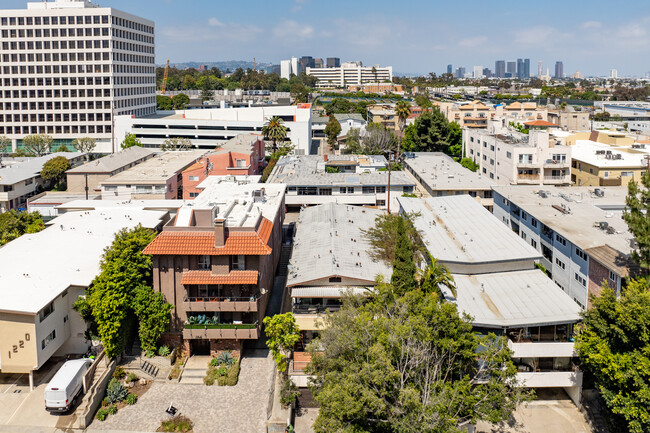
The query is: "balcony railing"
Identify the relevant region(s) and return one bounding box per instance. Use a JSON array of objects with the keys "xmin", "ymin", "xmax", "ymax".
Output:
[
  {"xmin": 292, "ymin": 305, "xmax": 341, "ymax": 314},
  {"xmin": 183, "ymin": 294, "xmax": 261, "ymax": 312},
  {"xmin": 184, "ymin": 322, "xmax": 257, "ymax": 329},
  {"xmin": 182, "ymin": 322, "xmax": 259, "ymax": 340}
]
